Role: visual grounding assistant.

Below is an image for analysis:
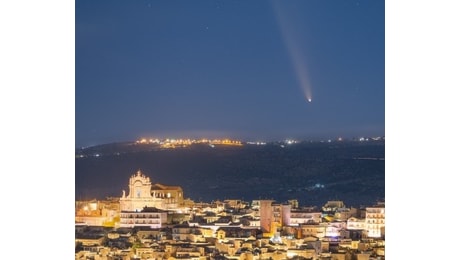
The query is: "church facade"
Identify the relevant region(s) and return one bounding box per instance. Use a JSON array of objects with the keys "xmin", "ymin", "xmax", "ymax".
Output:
[{"xmin": 119, "ymin": 170, "xmax": 185, "ymax": 212}]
